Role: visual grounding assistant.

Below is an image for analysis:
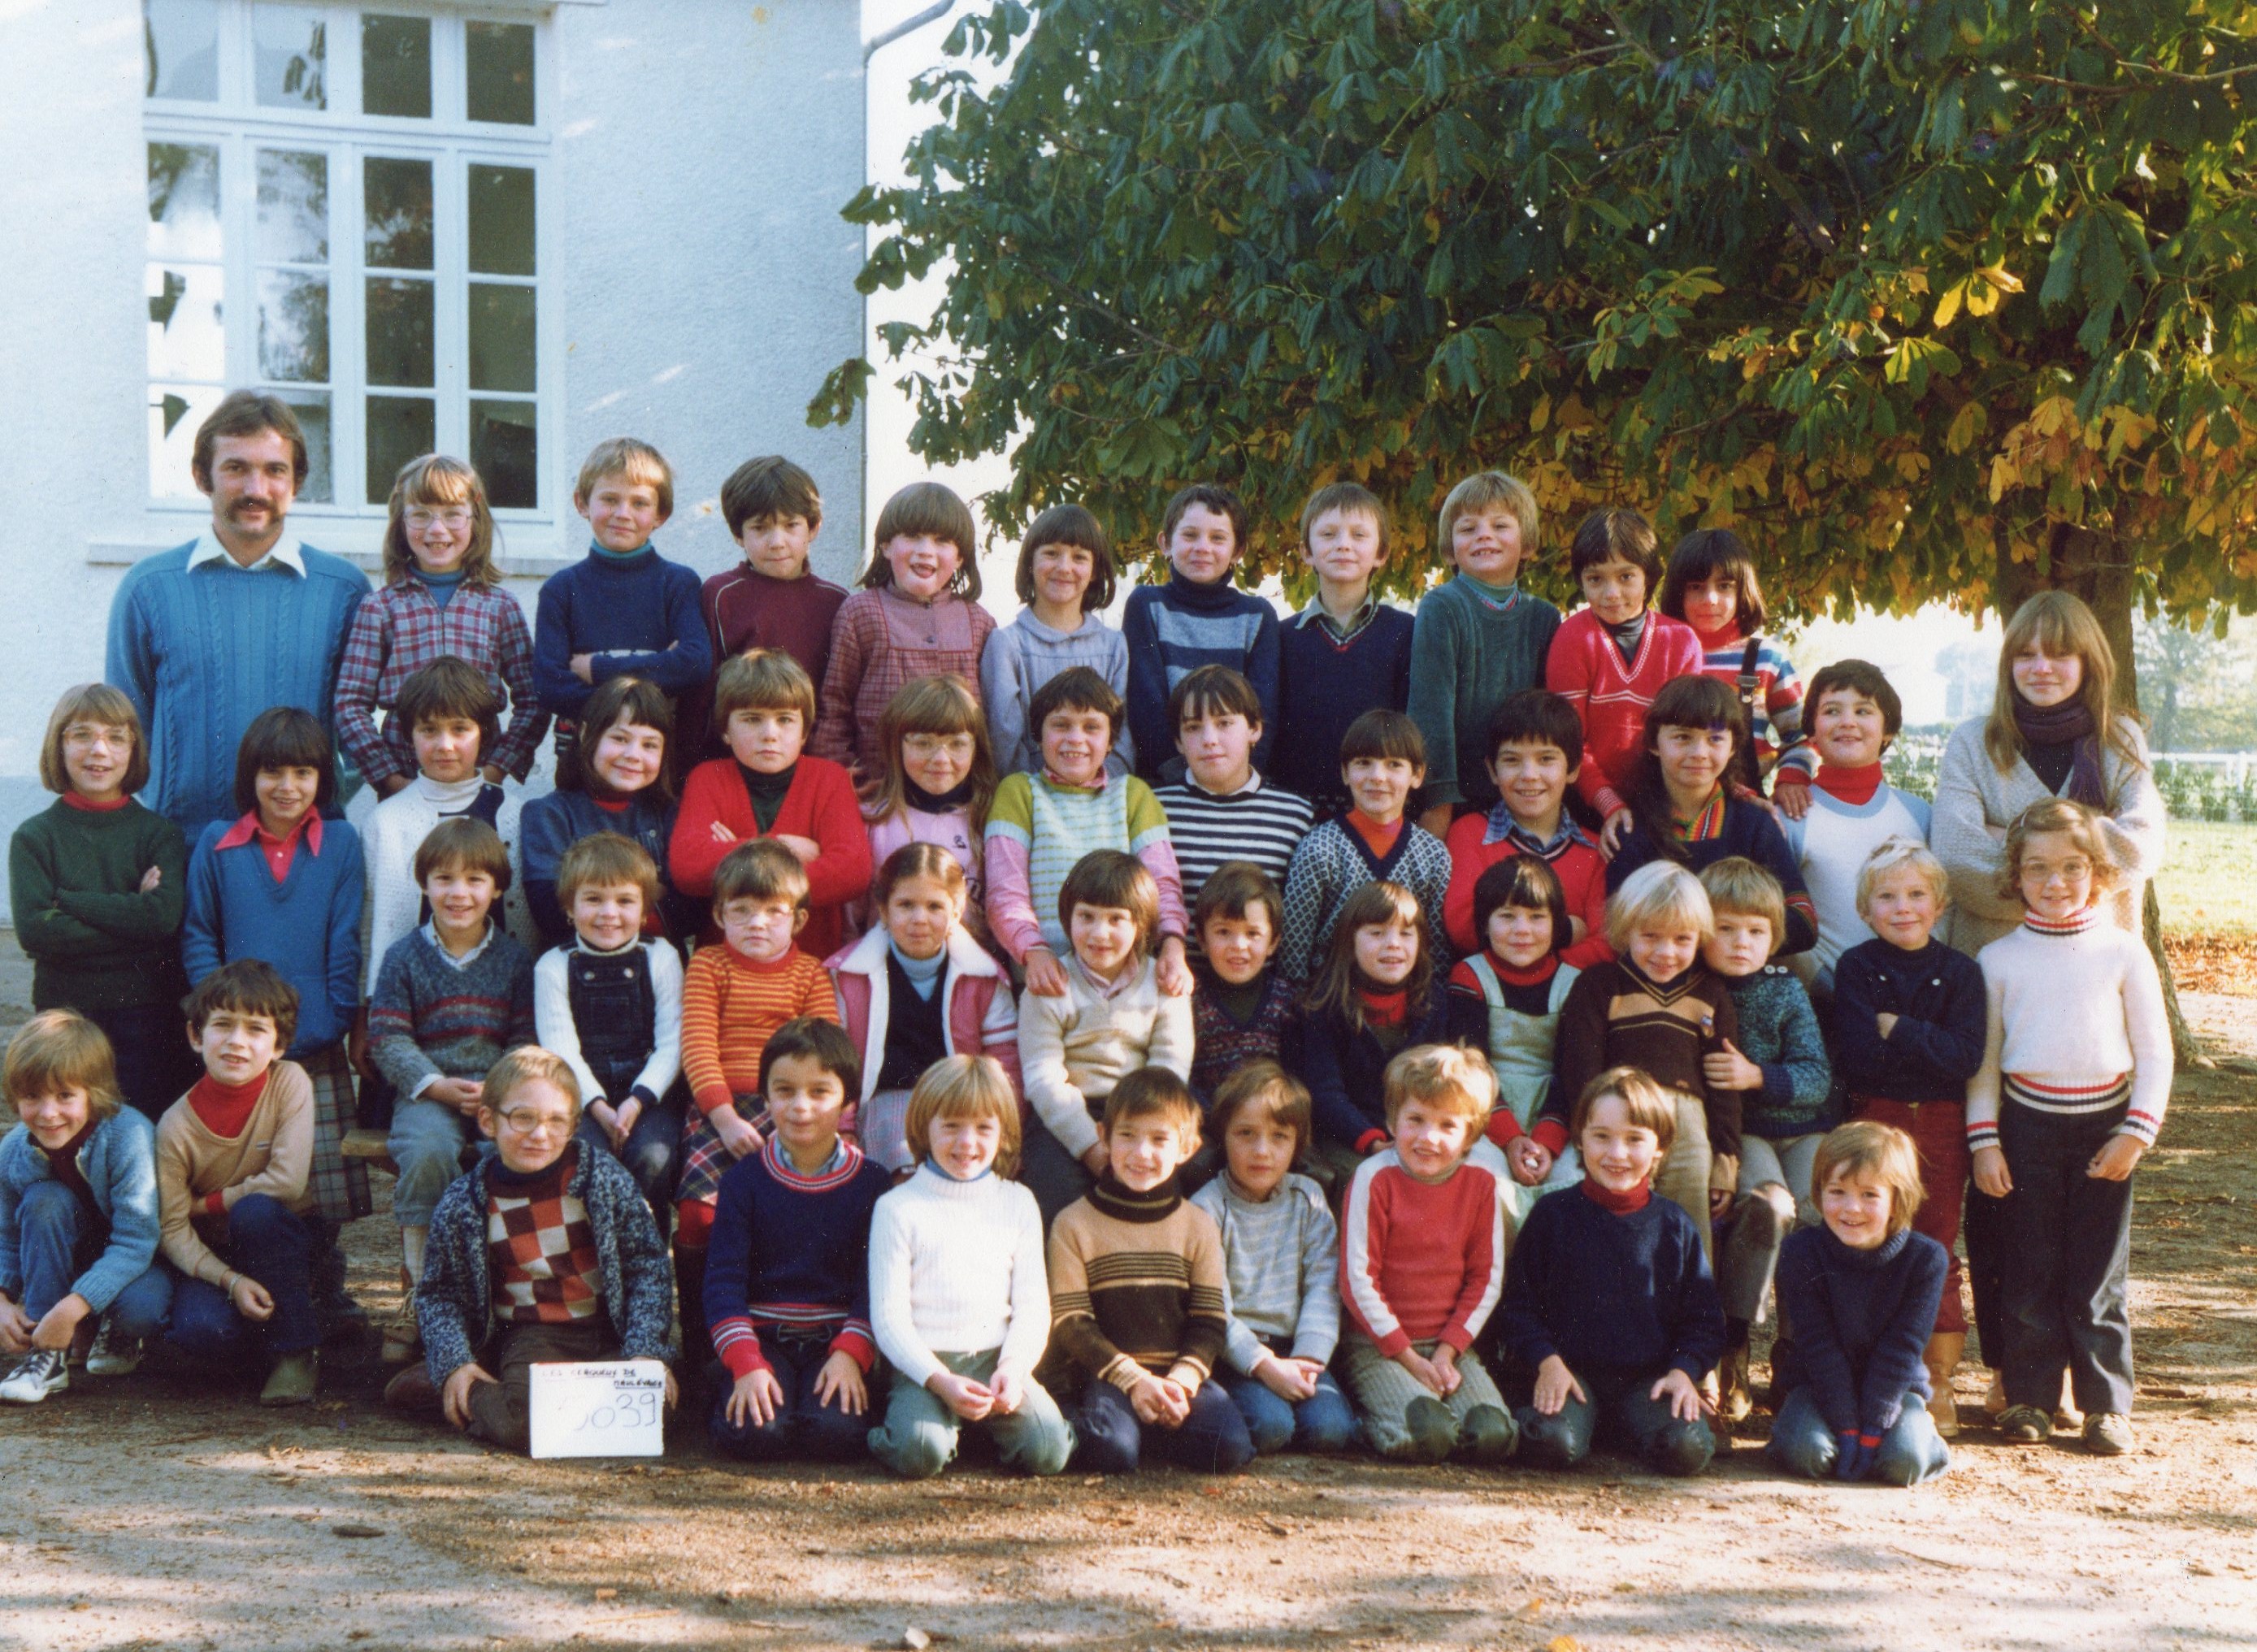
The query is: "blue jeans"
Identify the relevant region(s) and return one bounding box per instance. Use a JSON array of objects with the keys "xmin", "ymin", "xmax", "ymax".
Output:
[
  {"xmin": 10, "ymin": 1181, "xmax": 171, "ymax": 1333},
  {"xmin": 1514, "ymin": 1366, "xmax": 1716, "ymax": 1477},
  {"xmin": 164, "ymin": 1194, "xmax": 319, "ymax": 1359},
  {"xmin": 575, "ymin": 1094, "xmax": 683, "ymax": 1212},
  {"xmin": 388, "ymin": 1096, "xmax": 474, "ymax": 1229},
  {"xmin": 866, "ymin": 1350, "xmax": 1074, "ymax": 1479},
  {"xmin": 707, "ymin": 1330, "xmax": 871, "ymax": 1462},
  {"xmin": 1070, "ymin": 1376, "xmax": 1256, "ymax": 1475},
  {"xmin": 1768, "ymin": 1387, "xmax": 1951, "ymax": 1486},
  {"xmin": 1221, "ymin": 1368, "xmax": 1359, "ymax": 1455}
]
